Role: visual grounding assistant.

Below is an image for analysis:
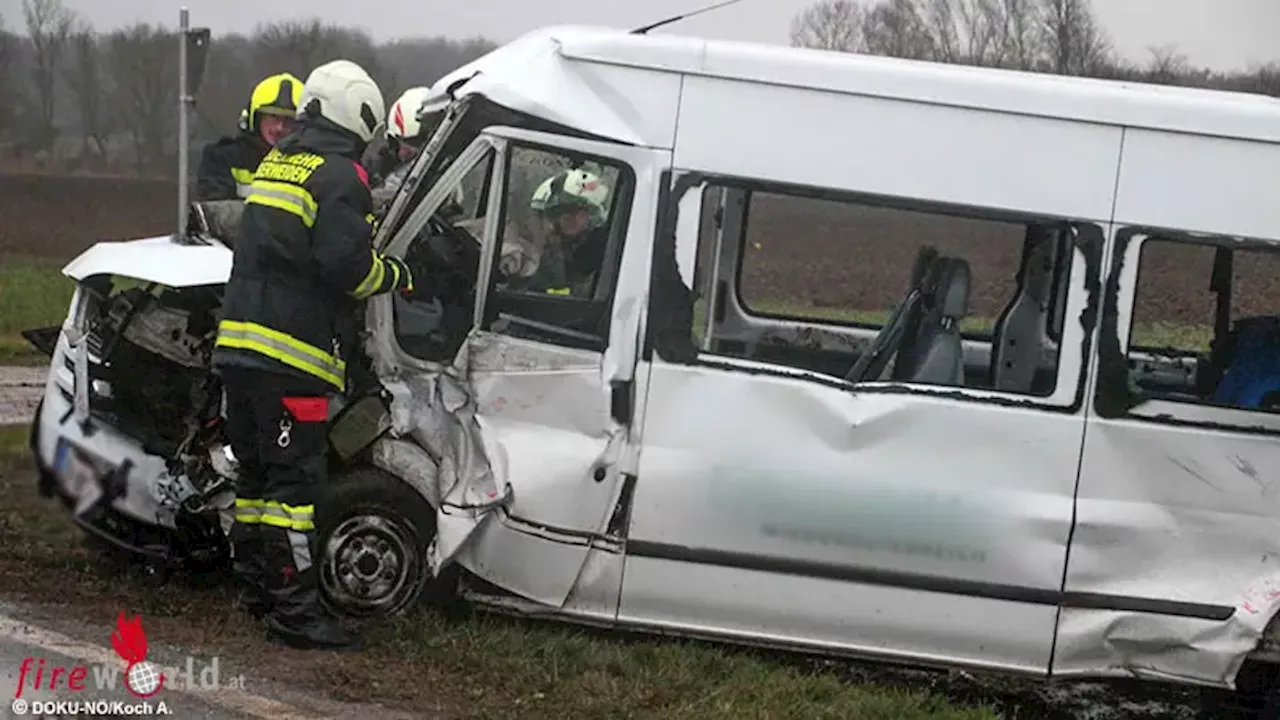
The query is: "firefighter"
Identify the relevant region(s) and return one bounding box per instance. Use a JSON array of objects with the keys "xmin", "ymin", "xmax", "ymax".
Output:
[
  {"xmin": 212, "ymin": 59, "xmax": 411, "ymax": 652},
  {"xmin": 196, "ymin": 73, "xmax": 303, "ymax": 201},
  {"xmin": 369, "ymin": 86, "xmax": 453, "ymax": 215}
]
